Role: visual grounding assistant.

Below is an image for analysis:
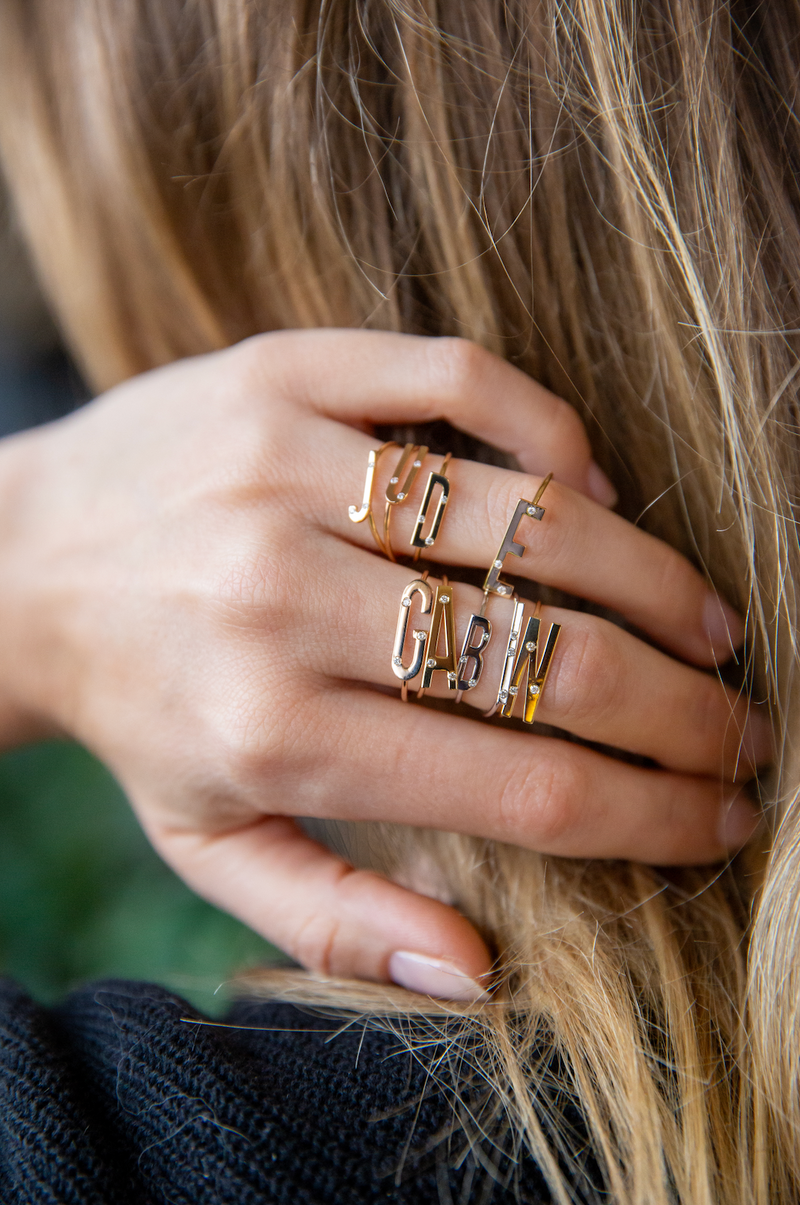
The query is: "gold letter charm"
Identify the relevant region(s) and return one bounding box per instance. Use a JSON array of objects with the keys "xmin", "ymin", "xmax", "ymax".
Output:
[
  {"xmin": 383, "ymin": 443, "xmax": 429, "ymax": 562},
  {"xmin": 411, "ymin": 453, "xmax": 452, "ymax": 559},
  {"xmin": 456, "ymin": 615, "xmax": 492, "ymax": 692},
  {"xmin": 420, "ymin": 578, "xmax": 458, "ymax": 693},
  {"xmin": 392, "ymin": 577, "xmax": 433, "ymax": 687},
  {"xmin": 498, "ymin": 603, "xmax": 561, "ymax": 724},
  {"xmin": 483, "ymin": 473, "xmax": 552, "ymax": 597}
]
